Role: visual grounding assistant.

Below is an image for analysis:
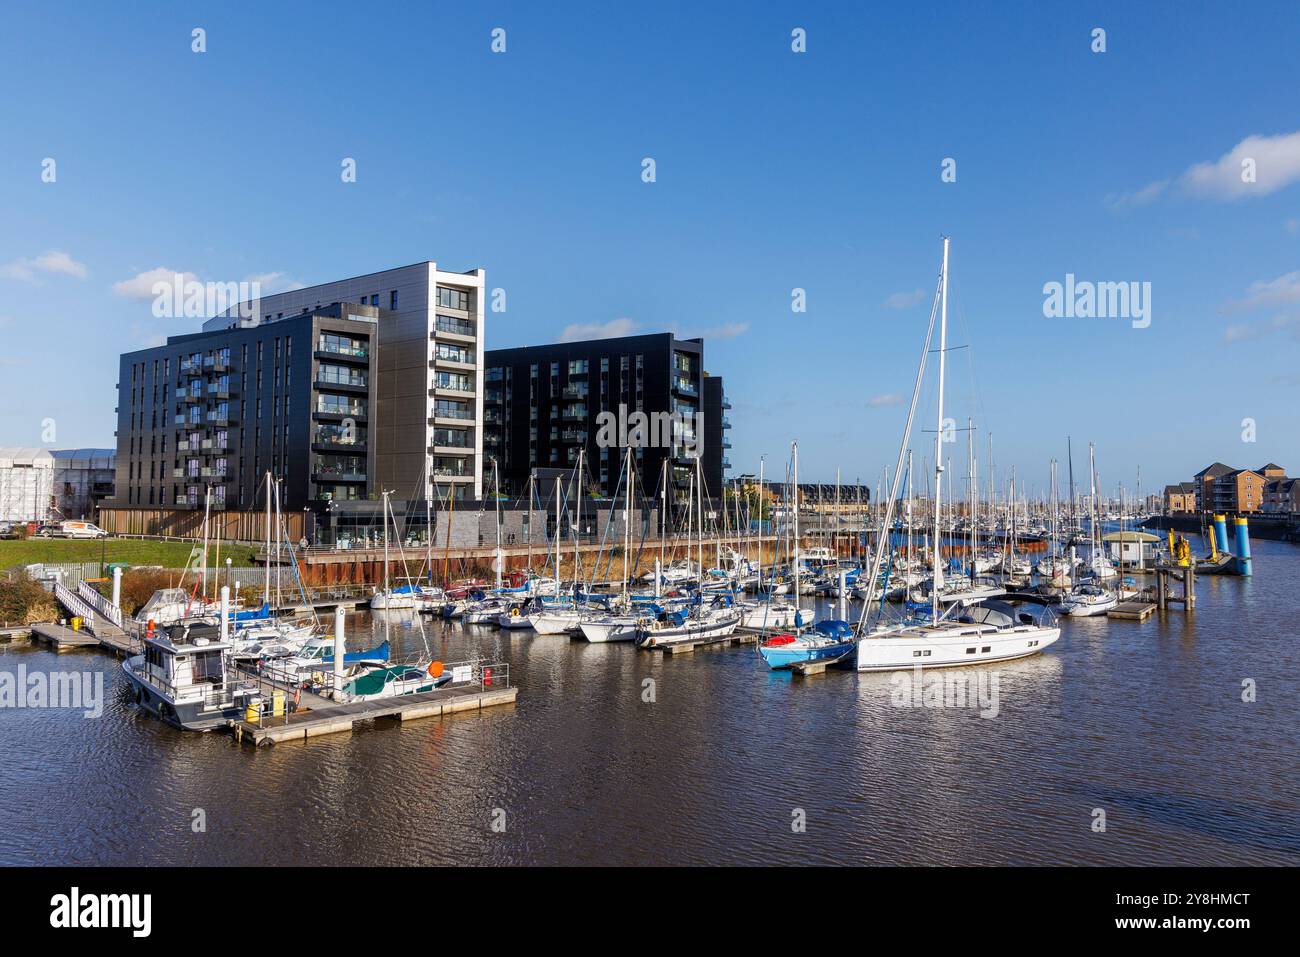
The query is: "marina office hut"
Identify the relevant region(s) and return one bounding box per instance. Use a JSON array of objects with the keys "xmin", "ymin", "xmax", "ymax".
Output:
[{"xmin": 1103, "ymin": 530, "xmax": 1162, "ymax": 568}]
